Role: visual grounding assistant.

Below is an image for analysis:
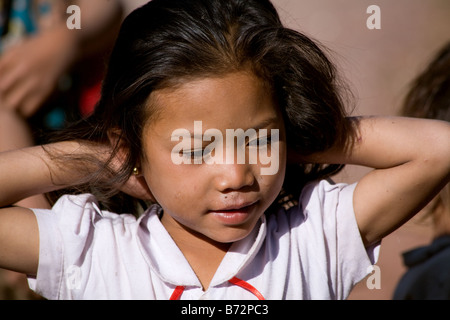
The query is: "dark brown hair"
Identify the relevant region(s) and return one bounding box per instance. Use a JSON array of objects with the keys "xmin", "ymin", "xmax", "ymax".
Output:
[{"xmin": 49, "ymin": 0, "xmax": 354, "ymax": 214}]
